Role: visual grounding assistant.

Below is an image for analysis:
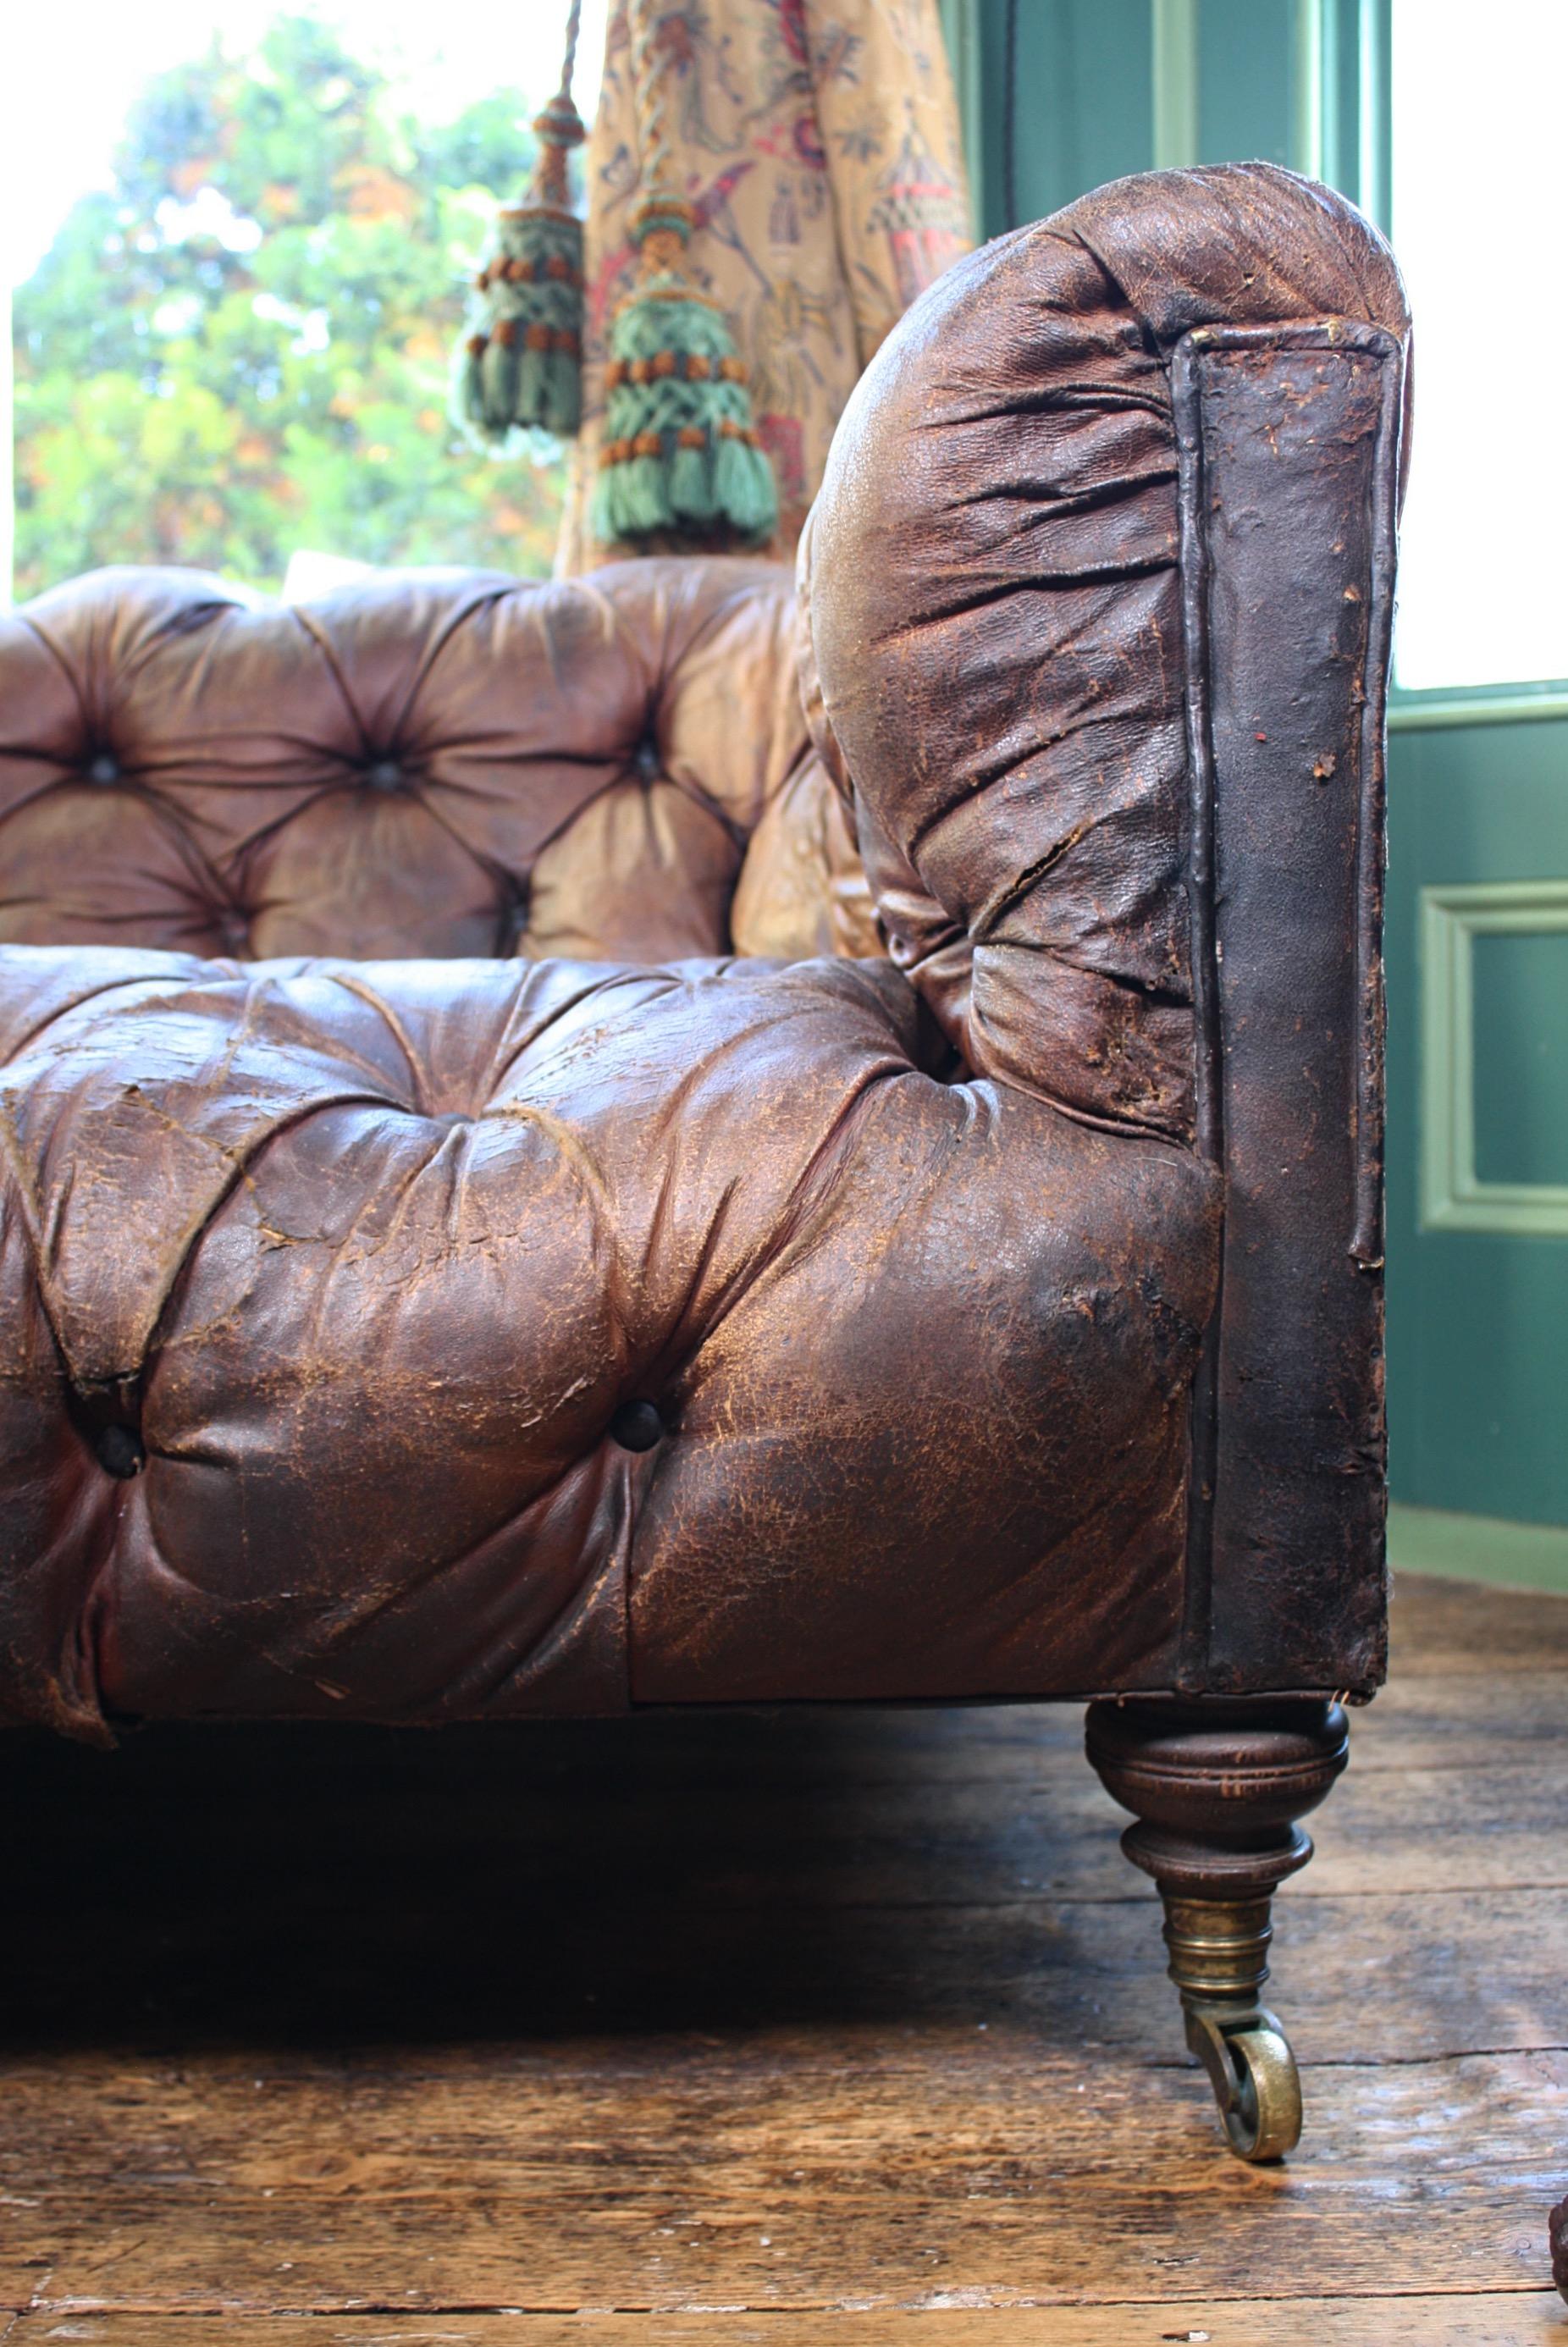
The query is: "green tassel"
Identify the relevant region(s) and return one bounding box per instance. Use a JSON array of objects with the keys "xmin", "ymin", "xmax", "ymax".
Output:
[
  {"xmin": 597, "ymin": 460, "xmax": 629, "ymax": 546},
  {"xmin": 714, "ymin": 429, "xmax": 776, "ymax": 540},
  {"xmin": 480, "ymin": 329, "xmax": 521, "ymax": 438},
  {"xmin": 517, "ymin": 337, "xmax": 549, "ymax": 428},
  {"xmin": 453, "ymin": 335, "xmax": 485, "ymax": 435},
  {"xmin": 450, "ymin": 94, "xmax": 584, "ymax": 455},
  {"xmin": 592, "ymin": 213, "xmax": 778, "ymax": 552},
  {"xmin": 633, "ymin": 450, "xmax": 675, "ymax": 533},
  {"xmin": 669, "ymin": 434, "xmax": 716, "ymax": 527},
  {"xmin": 543, "ymin": 344, "xmax": 580, "ymax": 436}
]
